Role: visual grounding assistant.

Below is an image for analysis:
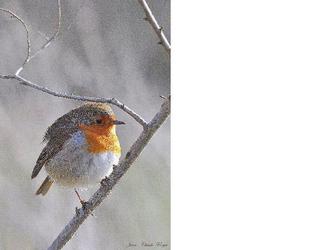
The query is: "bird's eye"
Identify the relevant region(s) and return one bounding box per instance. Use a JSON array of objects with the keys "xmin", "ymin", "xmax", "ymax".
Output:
[{"xmin": 96, "ymin": 119, "xmax": 103, "ymax": 124}]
